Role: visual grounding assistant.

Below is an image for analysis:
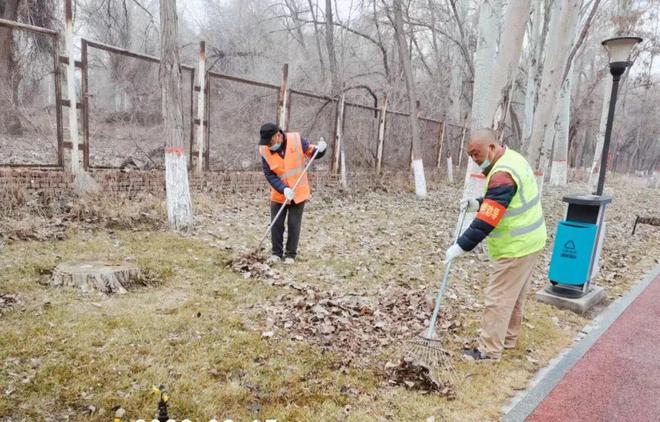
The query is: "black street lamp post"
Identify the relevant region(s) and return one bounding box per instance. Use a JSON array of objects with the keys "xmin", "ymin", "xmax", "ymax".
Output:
[{"xmin": 595, "ymin": 36, "xmax": 642, "ymax": 196}]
